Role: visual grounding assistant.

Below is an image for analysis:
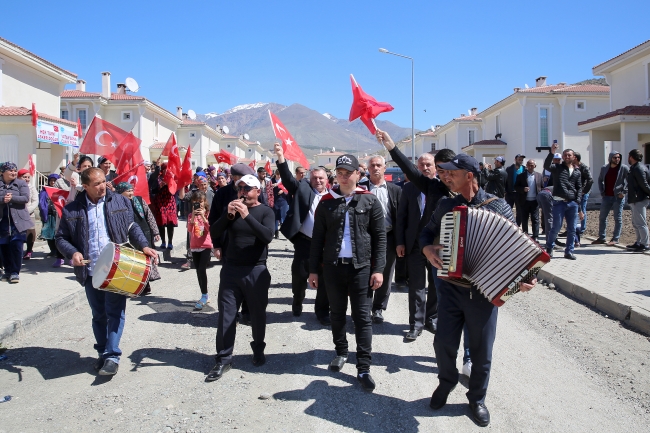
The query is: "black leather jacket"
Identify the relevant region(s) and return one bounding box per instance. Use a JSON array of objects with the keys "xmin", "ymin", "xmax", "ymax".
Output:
[
  {"xmin": 485, "ymin": 167, "xmax": 507, "ymax": 198},
  {"xmin": 309, "ymin": 187, "xmax": 386, "ymax": 275},
  {"xmin": 627, "ymin": 162, "xmax": 650, "ymax": 203}
]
